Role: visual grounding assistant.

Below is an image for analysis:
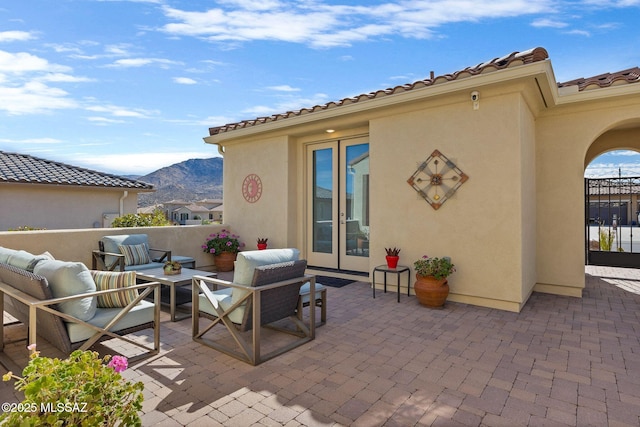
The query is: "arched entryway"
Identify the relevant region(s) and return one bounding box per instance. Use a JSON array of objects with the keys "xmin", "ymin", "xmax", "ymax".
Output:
[{"xmin": 585, "ymin": 124, "xmax": 640, "ymax": 267}]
